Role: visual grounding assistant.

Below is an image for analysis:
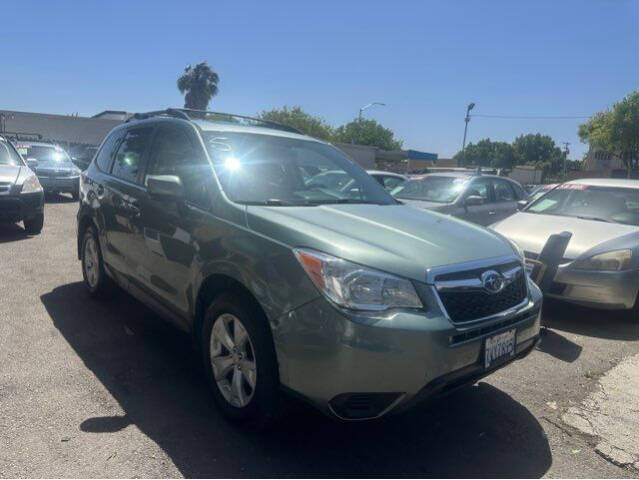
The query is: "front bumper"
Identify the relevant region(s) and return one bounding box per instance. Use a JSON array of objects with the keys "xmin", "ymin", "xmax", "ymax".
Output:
[
  {"xmin": 0, "ymin": 191, "xmax": 44, "ymax": 223},
  {"xmin": 274, "ymin": 278, "xmax": 542, "ymax": 420},
  {"xmin": 547, "ymin": 265, "xmax": 639, "ymax": 310},
  {"xmin": 39, "ymin": 175, "xmax": 79, "ymax": 193}
]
